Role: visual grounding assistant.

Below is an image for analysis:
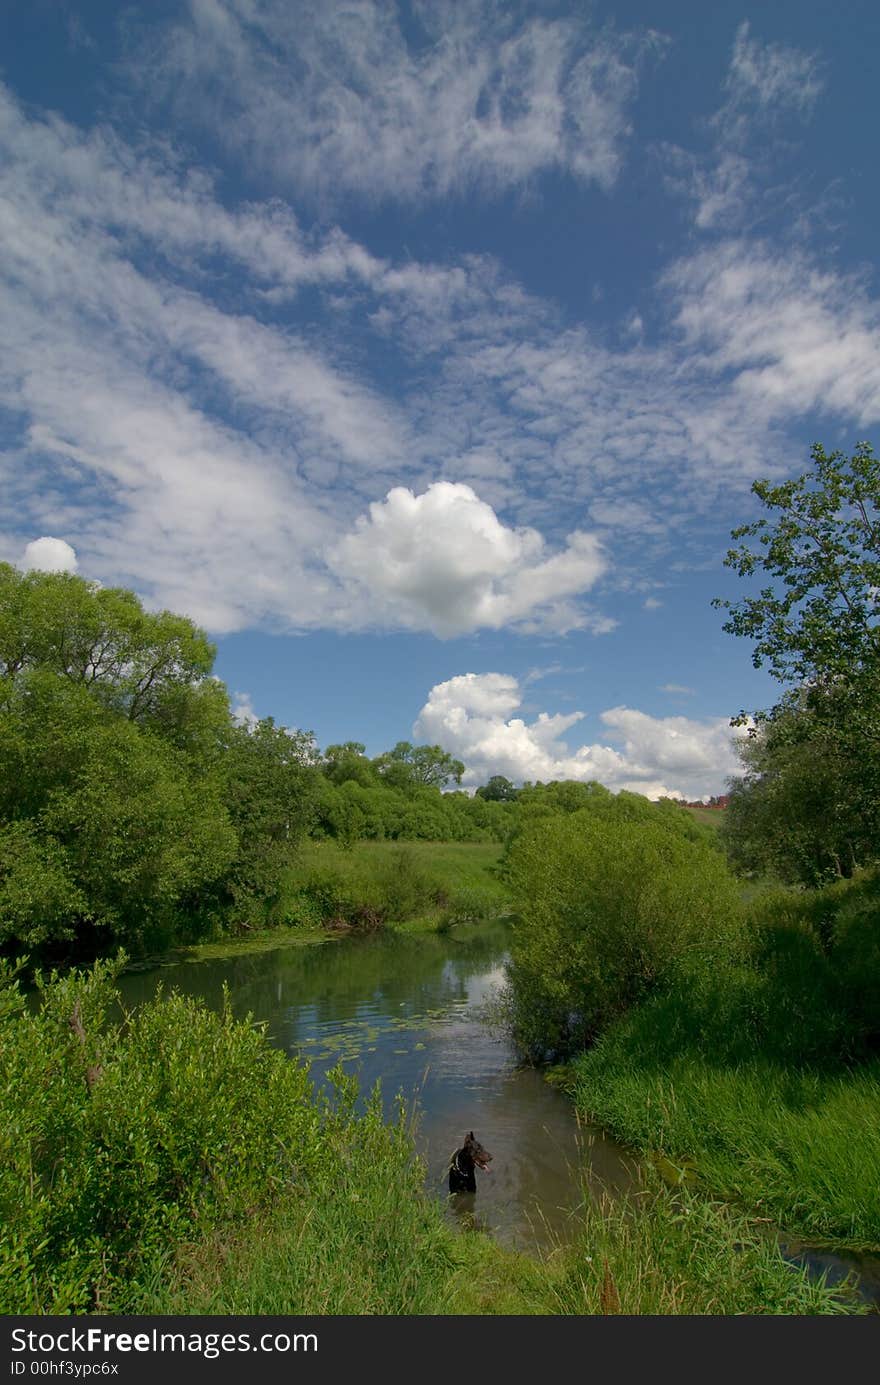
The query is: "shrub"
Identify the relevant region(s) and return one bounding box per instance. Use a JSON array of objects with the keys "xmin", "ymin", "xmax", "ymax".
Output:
[
  {"xmin": 503, "ymin": 809, "xmax": 744, "ymax": 1060},
  {"xmin": 746, "ymin": 871, "xmax": 880, "ymax": 1058},
  {"xmin": 0, "ymin": 956, "xmax": 327, "ymax": 1311}
]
